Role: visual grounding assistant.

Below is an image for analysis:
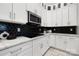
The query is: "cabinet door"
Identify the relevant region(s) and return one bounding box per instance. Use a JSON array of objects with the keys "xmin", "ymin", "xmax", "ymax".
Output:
[
  {"xmin": 49, "ymin": 35, "xmax": 56, "ymax": 47},
  {"xmin": 46, "ymin": 11, "xmax": 52, "ymax": 27},
  {"xmin": 32, "ymin": 3, "xmax": 42, "ymax": 16},
  {"xmin": 51, "ymin": 11, "xmax": 57, "ymax": 26},
  {"xmin": 66, "ymin": 37, "xmax": 79, "ymax": 54},
  {"xmin": 62, "ymin": 6, "xmax": 69, "ymax": 26},
  {"xmin": 33, "ymin": 39, "xmax": 41, "ymax": 56},
  {"xmin": 56, "ymin": 9, "xmax": 62, "ymax": 26},
  {"xmin": 13, "ymin": 3, "xmax": 28, "ymax": 24},
  {"xmin": 56, "ymin": 36, "xmax": 67, "ymax": 50},
  {"xmin": 0, "ymin": 3, "xmax": 12, "ymax": 20},
  {"xmin": 41, "ymin": 9, "xmax": 47, "ymax": 26},
  {"xmin": 41, "ymin": 36, "xmax": 49, "ymax": 55},
  {"xmin": 18, "ymin": 41, "xmax": 33, "ymax": 56},
  {"xmin": 36, "ymin": 3, "xmax": 42, "ymax": 17},
  {"xmin": 44, "ymin": 35, "xmax": 49, "ymax": 51},
  {"xmin": 69, "ymin": 4, "xmax": 77, "ymax": 26}
]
